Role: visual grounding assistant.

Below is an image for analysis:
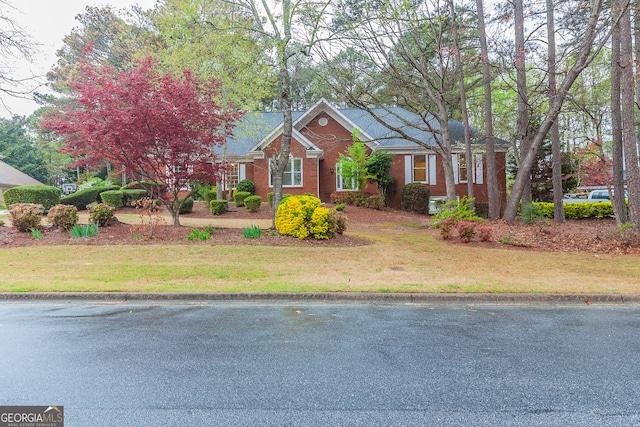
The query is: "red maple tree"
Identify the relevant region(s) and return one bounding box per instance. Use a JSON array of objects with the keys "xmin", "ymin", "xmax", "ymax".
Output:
[
  {"xmin": 576, "ymin": 142, "xmax": 612, "ymax": 187},
  {"xmin": 42, "ymin": 57, "xmax": 242, "ymax": 225}
]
